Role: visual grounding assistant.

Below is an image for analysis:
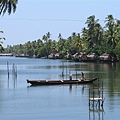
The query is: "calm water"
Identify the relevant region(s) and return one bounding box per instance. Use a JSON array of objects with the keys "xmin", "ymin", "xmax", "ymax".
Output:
[{"xmin": 0, "ymin": 57, "xmax": 120, "ymax": 120}]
